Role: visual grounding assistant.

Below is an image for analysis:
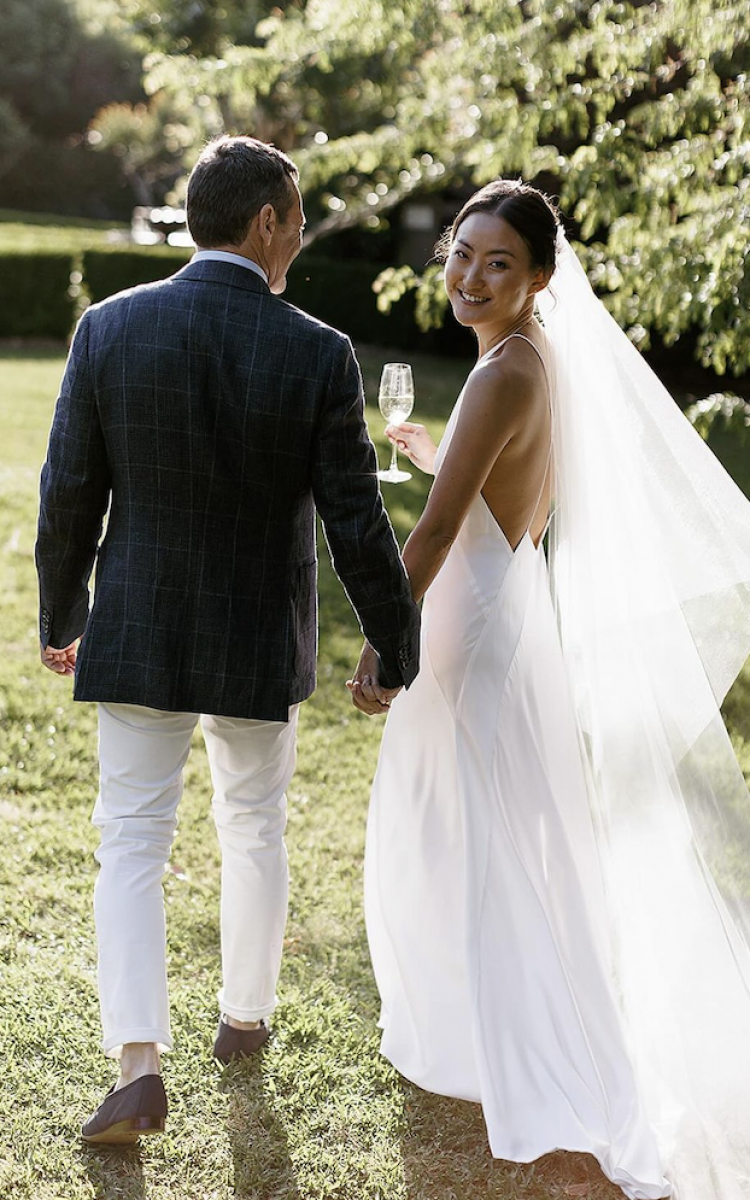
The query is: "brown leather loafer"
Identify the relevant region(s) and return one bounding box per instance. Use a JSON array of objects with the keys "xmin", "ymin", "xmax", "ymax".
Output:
[
  {"xmin": 81, "ymin": 1074, "xmax": 167, "ymax": 1145},
  {"xmin": 213, "ymin": 1016, "xmax": 270, "ymax": 1063}
]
